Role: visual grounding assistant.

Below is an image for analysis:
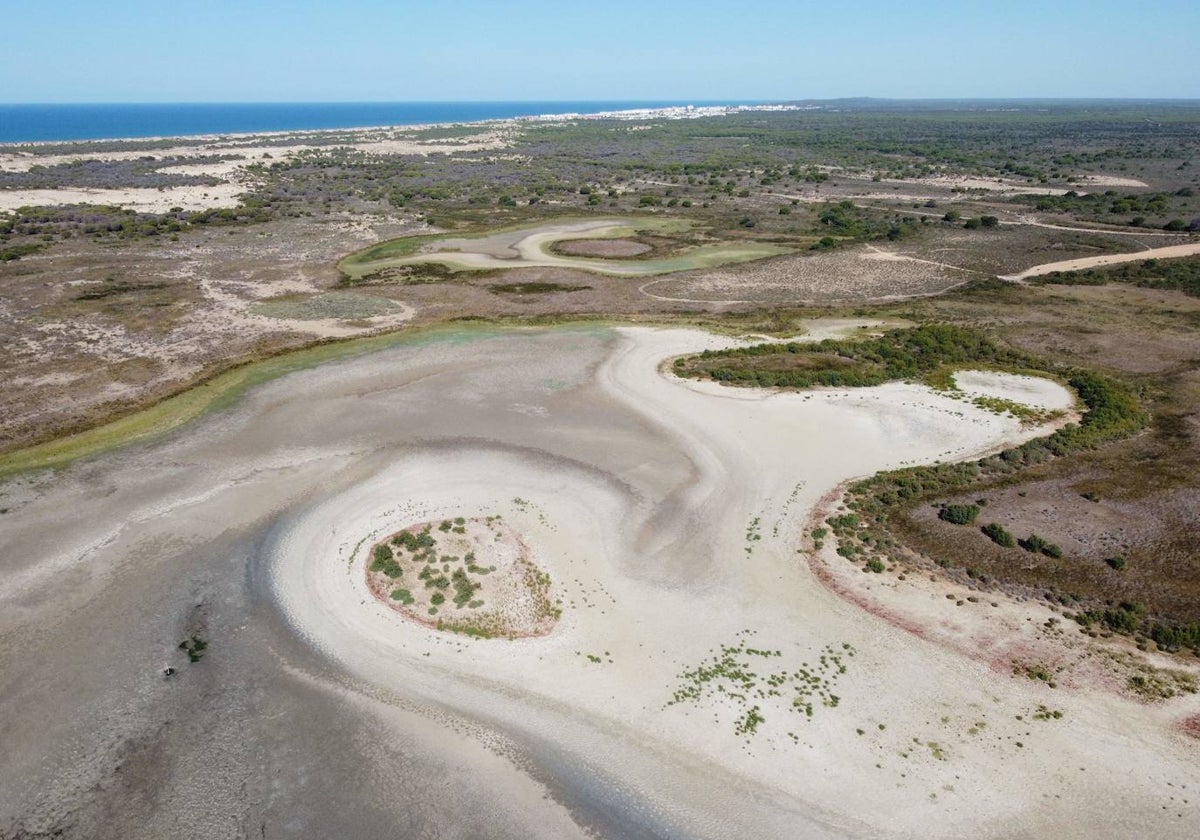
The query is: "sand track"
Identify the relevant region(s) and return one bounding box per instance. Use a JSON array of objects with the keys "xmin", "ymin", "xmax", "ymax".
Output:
[{"xmin": 1002, "ymin": 241, "xmax": 1200, "ymax": 280}]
